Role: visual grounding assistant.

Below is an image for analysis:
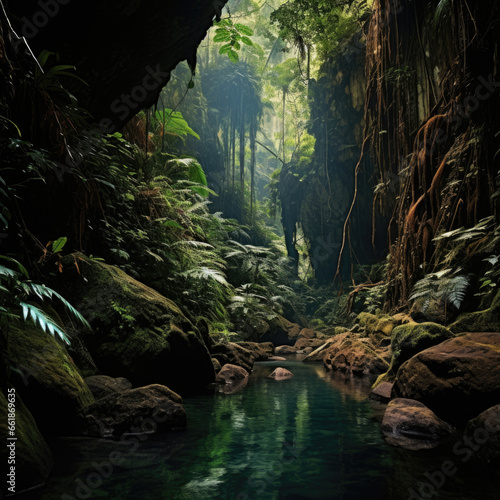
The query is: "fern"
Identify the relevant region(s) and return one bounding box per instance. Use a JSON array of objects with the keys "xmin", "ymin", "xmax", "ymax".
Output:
[
  {"xmin": 440, "ymin": 275, "xmax": 471, "ymax": 309},
  {"xmin": 180, "ymin": 267, "xmax": 231, "ymax": 287},
  {"xmin": 410, "ymin": 269, "xmax": 470, "ymax": 311}
]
